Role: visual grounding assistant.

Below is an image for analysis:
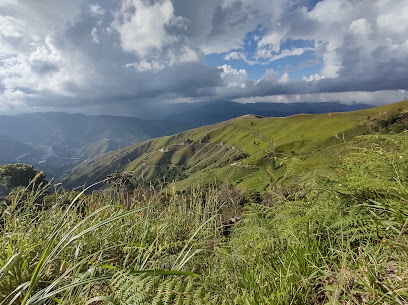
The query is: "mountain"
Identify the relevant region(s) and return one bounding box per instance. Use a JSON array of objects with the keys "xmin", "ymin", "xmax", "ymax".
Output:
[
  {"xmin": 0, "ymin": 135, "xmax": 45, "ymax": 163},
  {"xmin": 61, "ymin": 99, "xmax": 408, "ymax": 190},
  {"xmin": 79, "ymin": 138, "xmax": 137, "ymax": 158},
  {"xmin": 0, "ymin": 112, "xmax": 192, "ymax": 177},
  {"xmin": 0, "ymin": 112, "xmax": 192, "ymax": 149},
  {"xmin": 0, "ymin": 102, "xmax": 374, "ymax": 179},
  {"xmin": 138, "ymin": 101, "xmax": 373, "ymax": 126}
]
